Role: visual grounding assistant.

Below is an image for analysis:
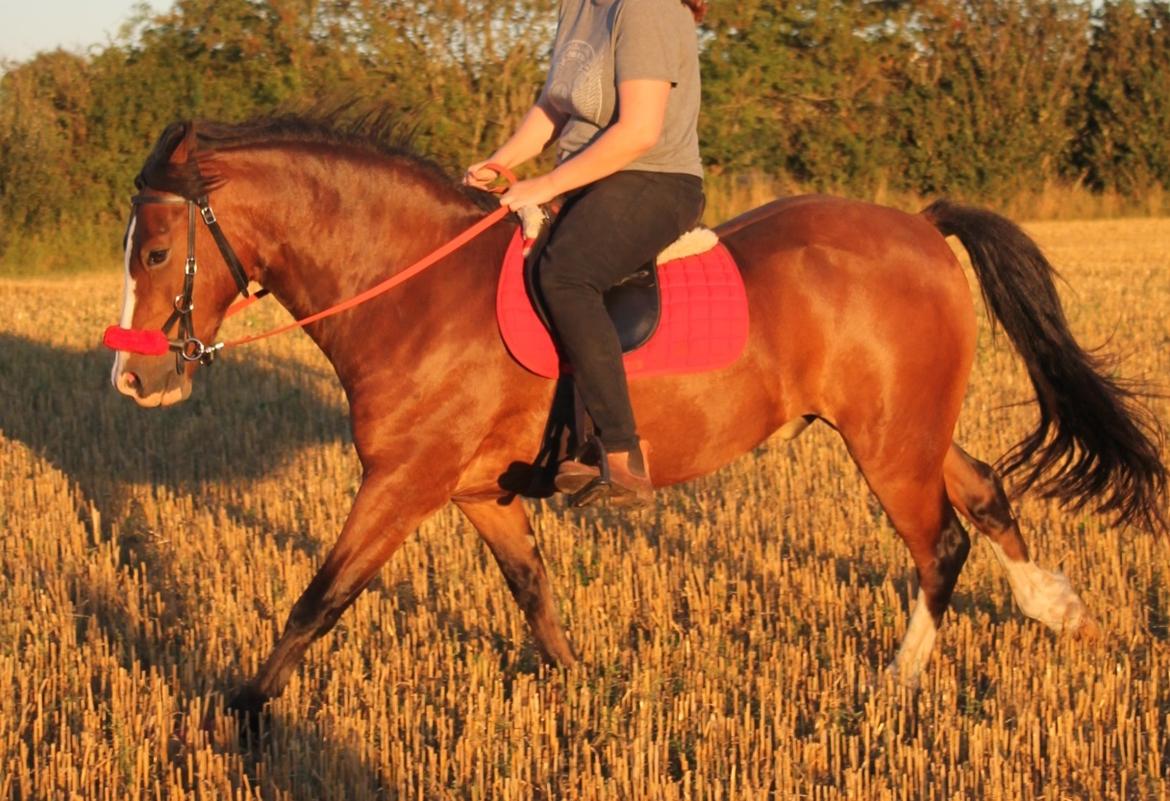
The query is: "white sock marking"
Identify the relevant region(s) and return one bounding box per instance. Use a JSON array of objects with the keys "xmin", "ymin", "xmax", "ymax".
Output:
[
  {"xmin": 890, "ymin": 589, "xmax": 938, "ymax": 685},
  {"xmin": 986, "ymin": 540, "xmax": 1088, "ymax": 632}
]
